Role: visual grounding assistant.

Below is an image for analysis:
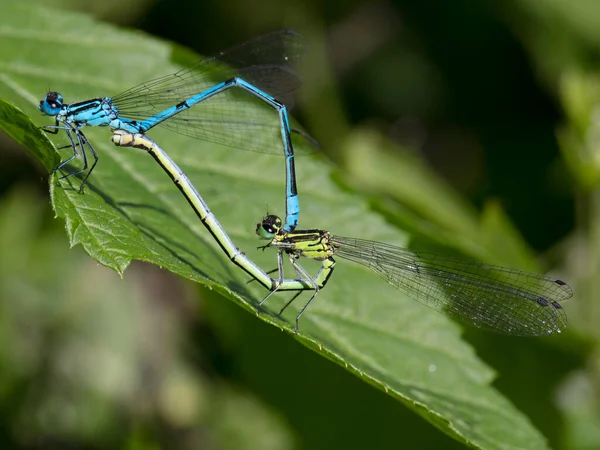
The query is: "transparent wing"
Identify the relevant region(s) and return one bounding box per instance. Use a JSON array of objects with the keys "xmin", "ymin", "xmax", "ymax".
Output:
[
  {"xmin": 112, "ymin": 30, "xmax": 318, "ymax": 154},
  {"xmin": 331, "ymin": 236, "xmax": 571, "ymax": 336},
  {"xmin": 126, "ymin": 89, "xmax": 317, "ymax": 155}
]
